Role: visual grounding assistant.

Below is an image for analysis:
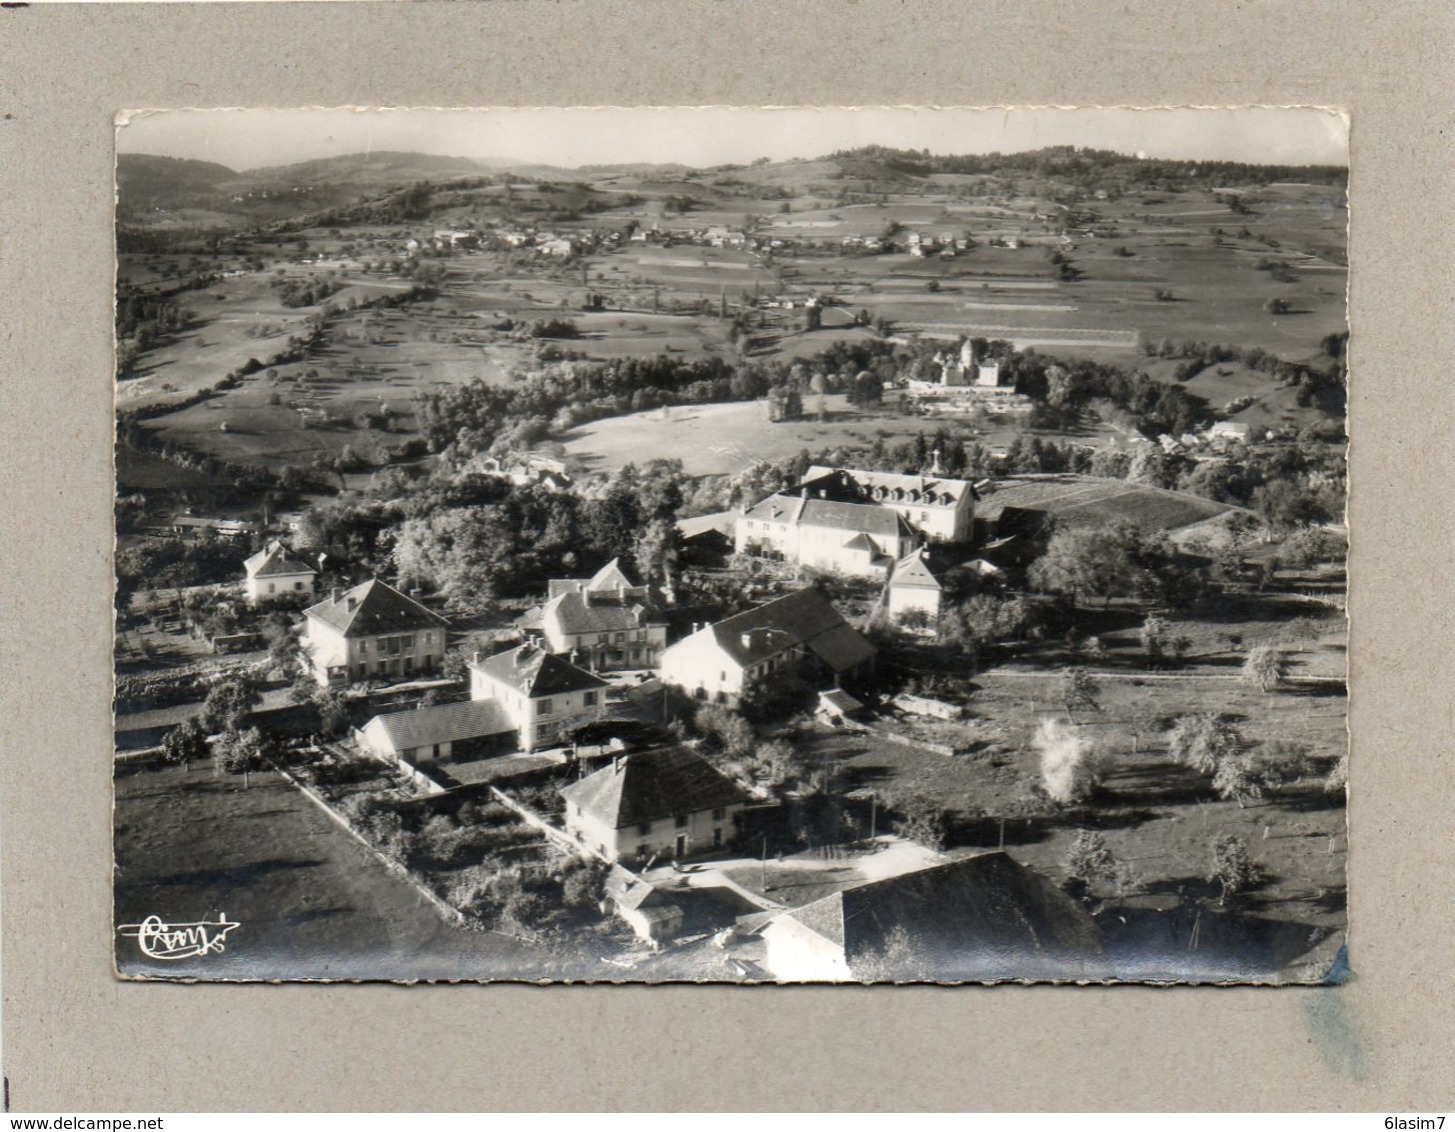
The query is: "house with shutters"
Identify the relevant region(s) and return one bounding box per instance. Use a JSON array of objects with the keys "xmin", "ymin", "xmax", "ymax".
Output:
[
  {"xmin": 241, "ymin": 540, "xmax": 317, "ymax": 605},
  {"xmin": 519, "ymin": 559, "xmax": 669, "ymax": 671},
  {"xmin": 659, "ymin": 586, "xmax": 875, "ymax": 708},
  {"xmin": 301, "ymin": 578, "xmax": 449, "ymax": 687},
  {"xmin": 560, "ymin": 745, "xmax": 752, "ymax": 863},
  {"xmin": 468, "ymin": 642, "xmax": 609, "ymax": 752}
]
